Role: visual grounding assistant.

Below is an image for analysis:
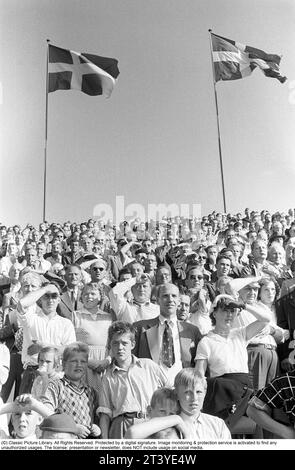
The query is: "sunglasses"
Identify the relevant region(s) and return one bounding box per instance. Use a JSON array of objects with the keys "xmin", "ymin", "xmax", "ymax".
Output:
[
  {"xmin": 92, "ymin": 267, "xmax": 105, "ymax": 271},
  {"xmin": 198, "ymin": 256, "xmax": 207, "ymax": 260},
  {"xmin": 44, "ymin": 293, "xmax": 59, "ymax": 299},
  {"xmin": 190, "ymin": 275, "xmax": 204, "ymax": 280}
]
